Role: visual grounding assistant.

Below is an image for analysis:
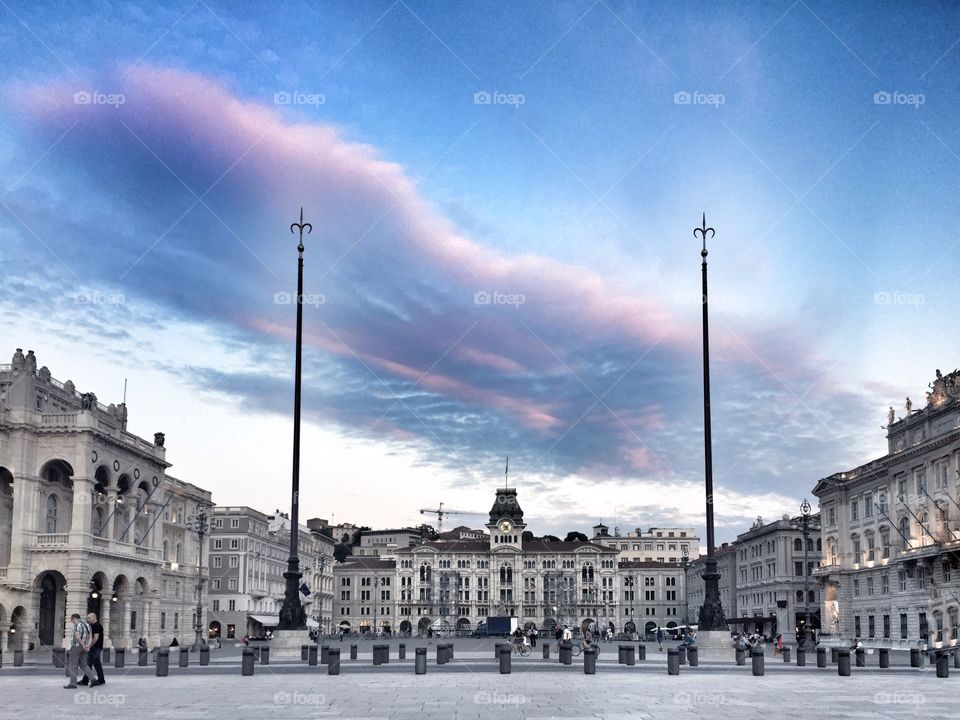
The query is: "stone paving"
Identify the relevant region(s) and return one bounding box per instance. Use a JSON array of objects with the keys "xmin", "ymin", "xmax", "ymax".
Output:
[{"xmin": 1, "ymin": 651, "xmax": 956, "ymax": 719}]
